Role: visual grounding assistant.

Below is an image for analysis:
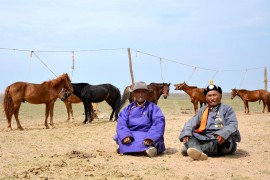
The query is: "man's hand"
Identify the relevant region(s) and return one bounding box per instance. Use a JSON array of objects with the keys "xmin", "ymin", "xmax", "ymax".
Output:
[
  {"xmin": 122, "ymin": 137, "xmax": 132, "ymax": 144},
  {"xmin": 144, "ymin": 139, "xmax": 153, "ymax": 146},
  {"xmin": 216, "ymin": 135, "xmax": 225, "ymax": 145},
  {"xmin": 183, "ymin": 136, "xmax": 190, "ymax": 143}
]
